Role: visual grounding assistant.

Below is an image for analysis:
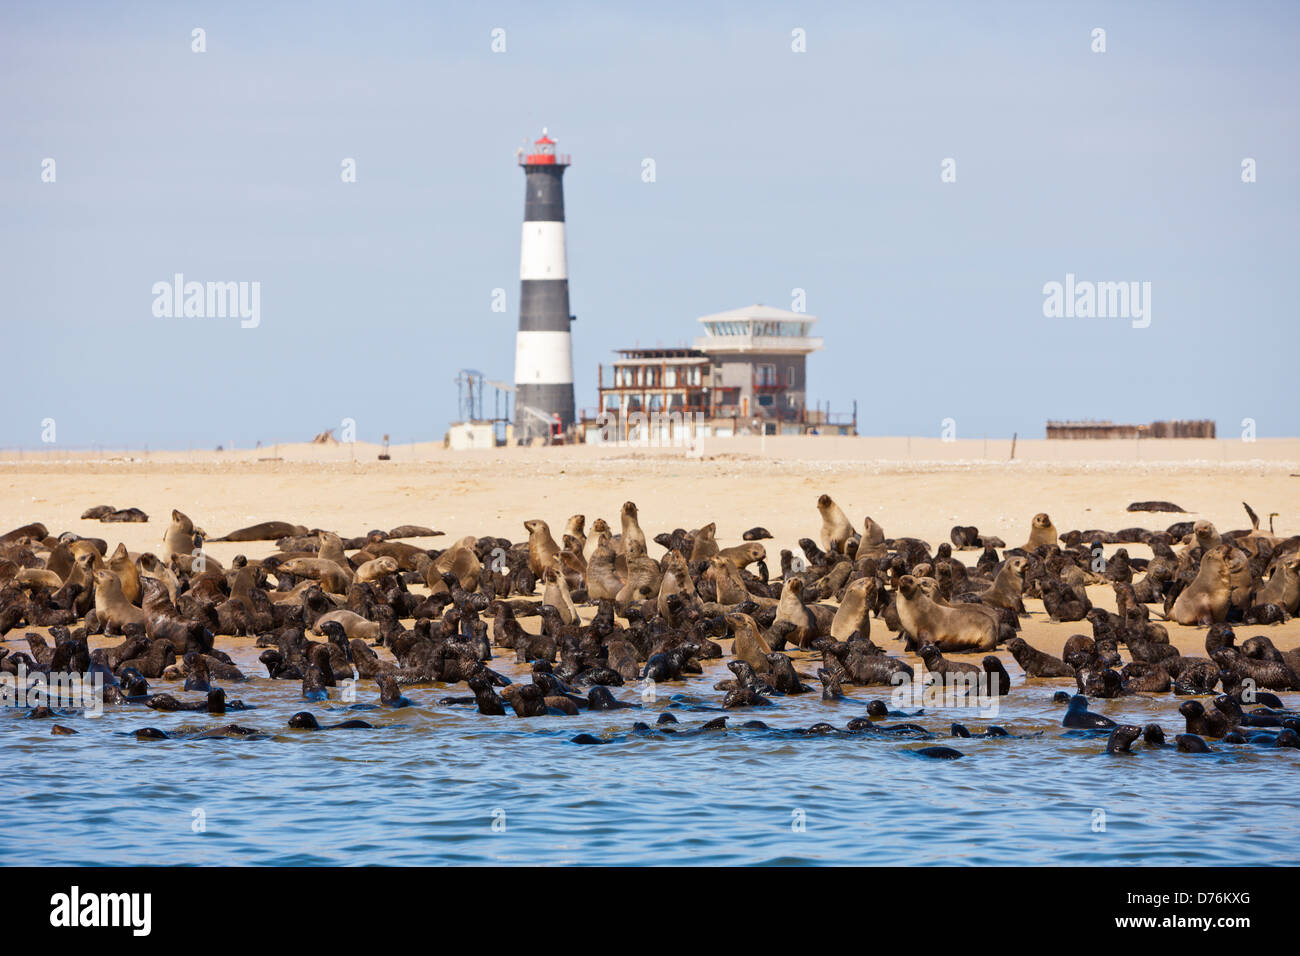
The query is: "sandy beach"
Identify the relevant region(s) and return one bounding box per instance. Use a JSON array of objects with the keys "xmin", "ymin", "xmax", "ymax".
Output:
[{"xmin": 4, "ymin": 436, "xmax": 1299, "ymax": 662}]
